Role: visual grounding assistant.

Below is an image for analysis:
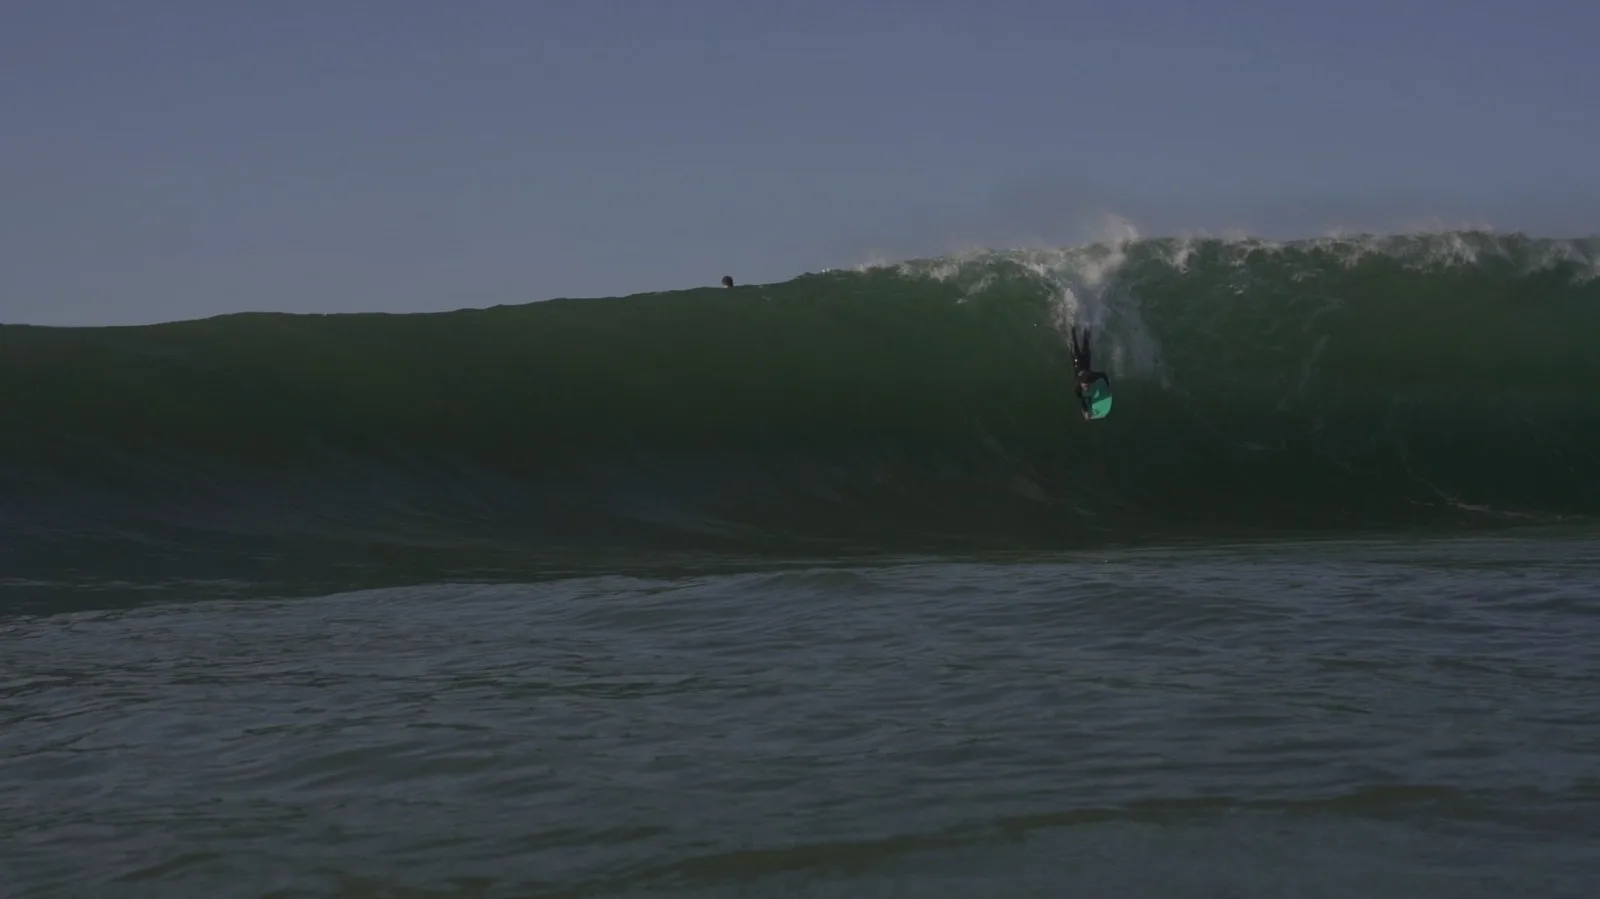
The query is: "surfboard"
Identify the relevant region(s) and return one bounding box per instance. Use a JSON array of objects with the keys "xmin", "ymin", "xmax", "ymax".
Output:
[{"xmin": 1084, "ymin": 381, "xmax": 1114, "ymax": 420}]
